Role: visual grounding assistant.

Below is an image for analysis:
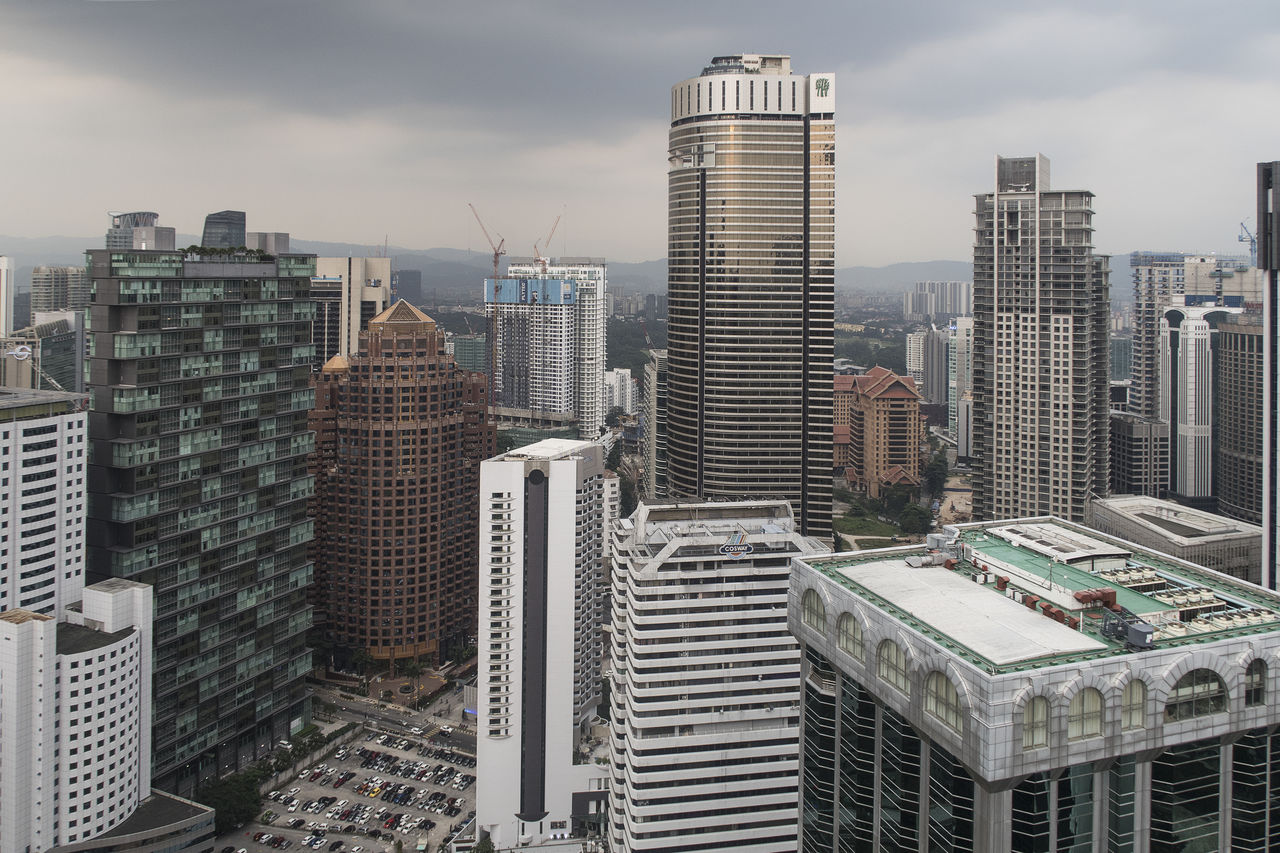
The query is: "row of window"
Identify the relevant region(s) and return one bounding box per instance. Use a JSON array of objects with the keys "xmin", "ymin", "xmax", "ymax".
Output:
[{"xmin": 802, "ymin": 589, "xmax": 1269, "ymax": 743}]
